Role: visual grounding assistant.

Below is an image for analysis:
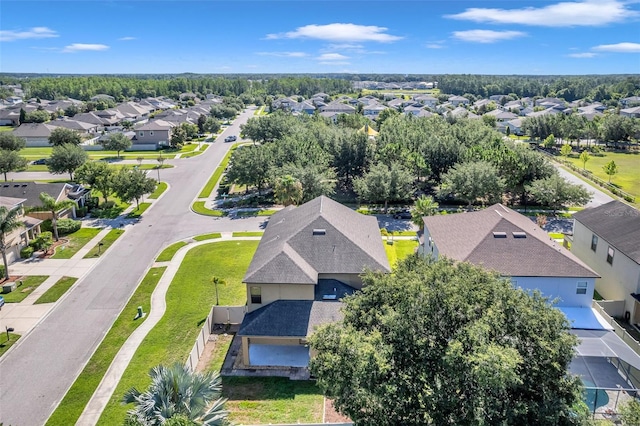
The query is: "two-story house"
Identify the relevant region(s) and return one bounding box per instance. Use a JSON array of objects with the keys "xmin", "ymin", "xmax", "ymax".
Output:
[
  {"xmin": 238, "ymin": 196, "xmax": 390, "ymax": 367},
  {"xmin": 571, "ymin": 201, "xmax": 640, "ymax": 323}
]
